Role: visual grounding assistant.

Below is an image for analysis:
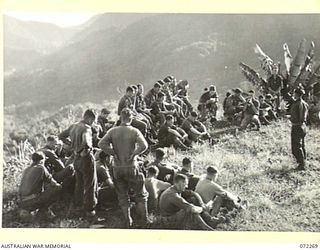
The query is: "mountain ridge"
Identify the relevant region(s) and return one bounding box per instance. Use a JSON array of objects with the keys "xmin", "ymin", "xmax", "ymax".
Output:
[{"xmin": 4, "ymin": 14, "xmax": 320, "ymax": 112}]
